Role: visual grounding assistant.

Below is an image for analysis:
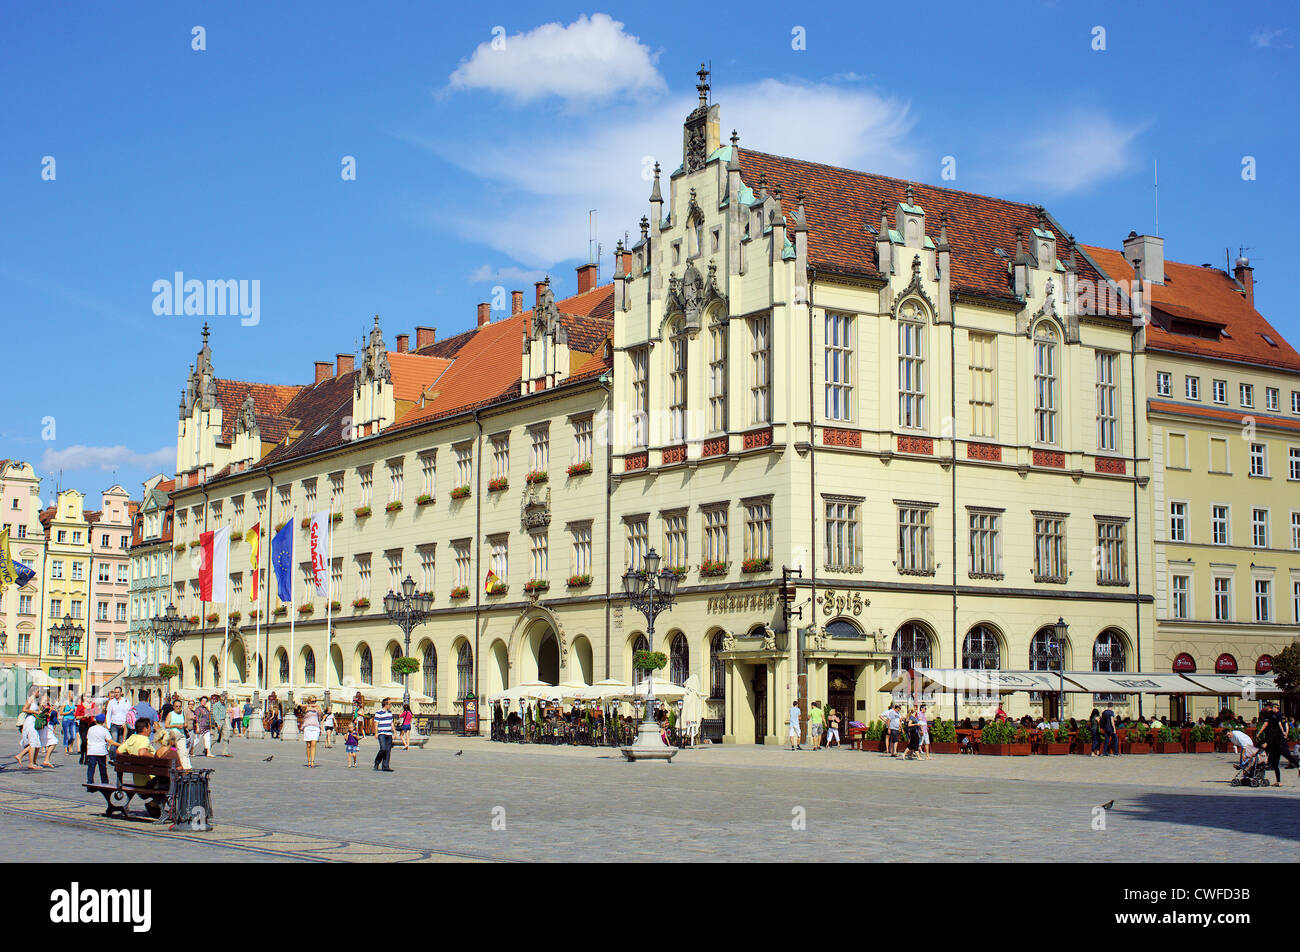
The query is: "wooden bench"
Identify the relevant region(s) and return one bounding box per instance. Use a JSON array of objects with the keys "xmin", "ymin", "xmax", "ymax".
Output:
[{"xmin": 84, "ymin": 752, "xmax": 174, "ymax": 821}]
